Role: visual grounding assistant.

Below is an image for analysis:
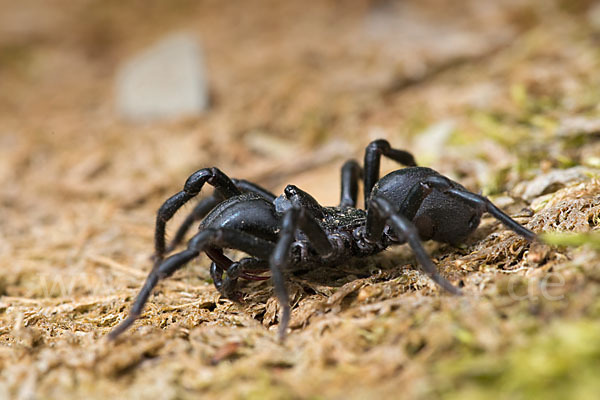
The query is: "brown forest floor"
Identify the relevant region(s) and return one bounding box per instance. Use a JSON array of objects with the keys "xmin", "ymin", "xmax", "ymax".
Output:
[{"xmin": 1, "ymin": 1, "xmax": 600, "ymax": 399}]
